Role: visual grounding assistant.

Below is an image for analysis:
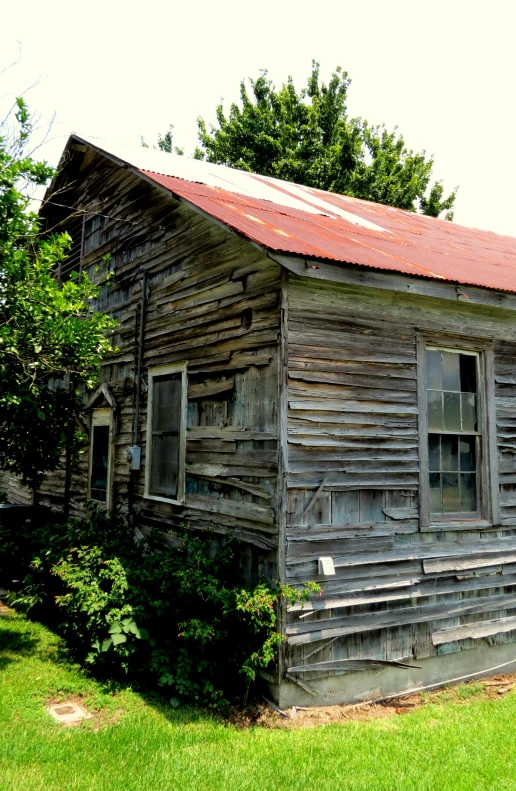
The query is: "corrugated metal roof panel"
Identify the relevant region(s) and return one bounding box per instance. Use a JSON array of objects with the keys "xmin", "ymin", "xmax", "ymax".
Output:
[{"xmin": 72, "ymin": 135, "xmax": 516, "ymax": 294}]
